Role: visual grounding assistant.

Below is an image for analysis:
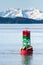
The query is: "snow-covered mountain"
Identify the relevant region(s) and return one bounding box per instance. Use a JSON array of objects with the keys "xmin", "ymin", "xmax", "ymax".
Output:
[{"xmin": 0, "ymin": 8, "xmax": 43, "ymax": 19}]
